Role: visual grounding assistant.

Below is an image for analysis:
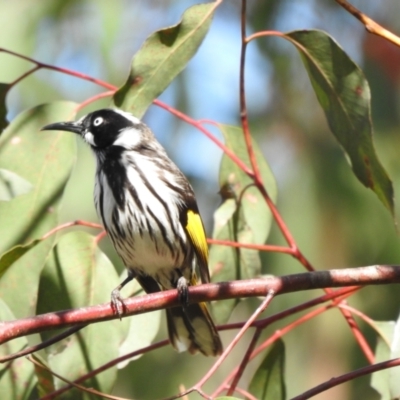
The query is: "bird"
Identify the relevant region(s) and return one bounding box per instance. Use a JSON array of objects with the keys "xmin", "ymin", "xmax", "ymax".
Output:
[{"xmin": 42, "ymin": 108, "xmax": 223, "ymax": 356}]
